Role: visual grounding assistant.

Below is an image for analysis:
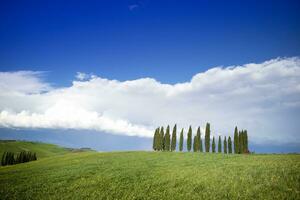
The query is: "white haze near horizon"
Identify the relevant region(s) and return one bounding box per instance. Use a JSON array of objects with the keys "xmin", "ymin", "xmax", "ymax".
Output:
[{"xmin": 0, "ymin": 57, "xmax": 300, "ymax": 145}]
